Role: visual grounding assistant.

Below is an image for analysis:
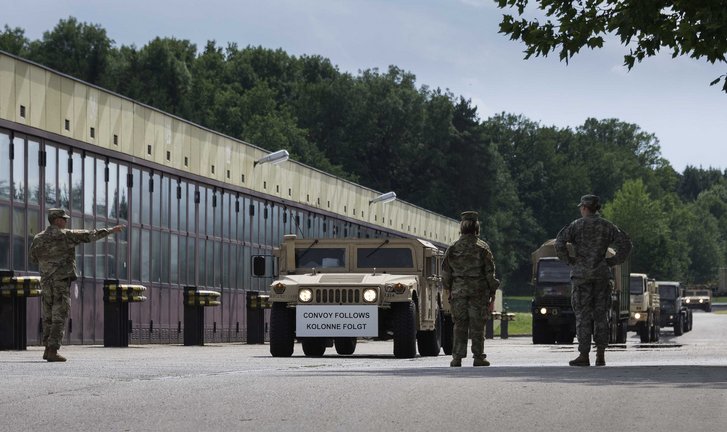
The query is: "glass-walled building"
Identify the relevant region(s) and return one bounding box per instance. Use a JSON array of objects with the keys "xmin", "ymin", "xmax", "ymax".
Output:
[{"xmin": 0, "ymin": 51, "xmax": 459, "ymax": 345}]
